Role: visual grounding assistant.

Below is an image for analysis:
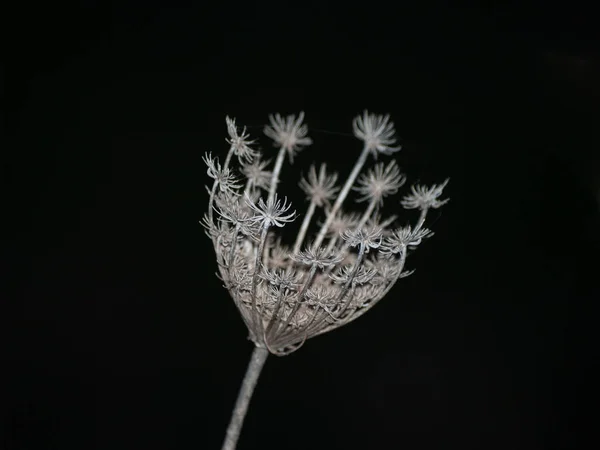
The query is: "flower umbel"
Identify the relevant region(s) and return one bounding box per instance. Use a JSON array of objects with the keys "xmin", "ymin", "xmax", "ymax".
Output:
[
  {"xmin": 299, "ymin": 163, "xmax": 339, "ymax": 207},
  {"xmin": 204, "ymin": 113, "xmax": 450, "ymax": 450},
  {"xmin": 226, "ymin": 116, "xmax": 258, "ymax": 164},
  {"xmin": 241, "ymin": 156, "xmax": 272, "ymax": 193},
  {"xmin": 381, "ymin": 226, "xmax": 434, "ymax": 254},
  {"xmin": 354, "ymin": 159, "xmax": 406, "ymax": 205},
  {"xmin": 291, "ymin": 246, "xmax": 344, "ymax": 269},
  {"xmin": 202, "ymin": 152, "xmax": 243, "ymax": 192},
  {"xmin": 401, "ymin": 178, "xmax": 450, "ymax": 210},
  {"xmin": 205, "ymin": 112, "xmax": 448, "ymax": 352},
  {"xmin": 352, "ymin": 110, "xmax": 402, "ymax": 156},
  {"xmin": 263, "ymin": 111, "xmax": 313, "ymax": 162},
  {"xmin": 245, "ymin": 194, "xmax": 296, "ymax": 228}
]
